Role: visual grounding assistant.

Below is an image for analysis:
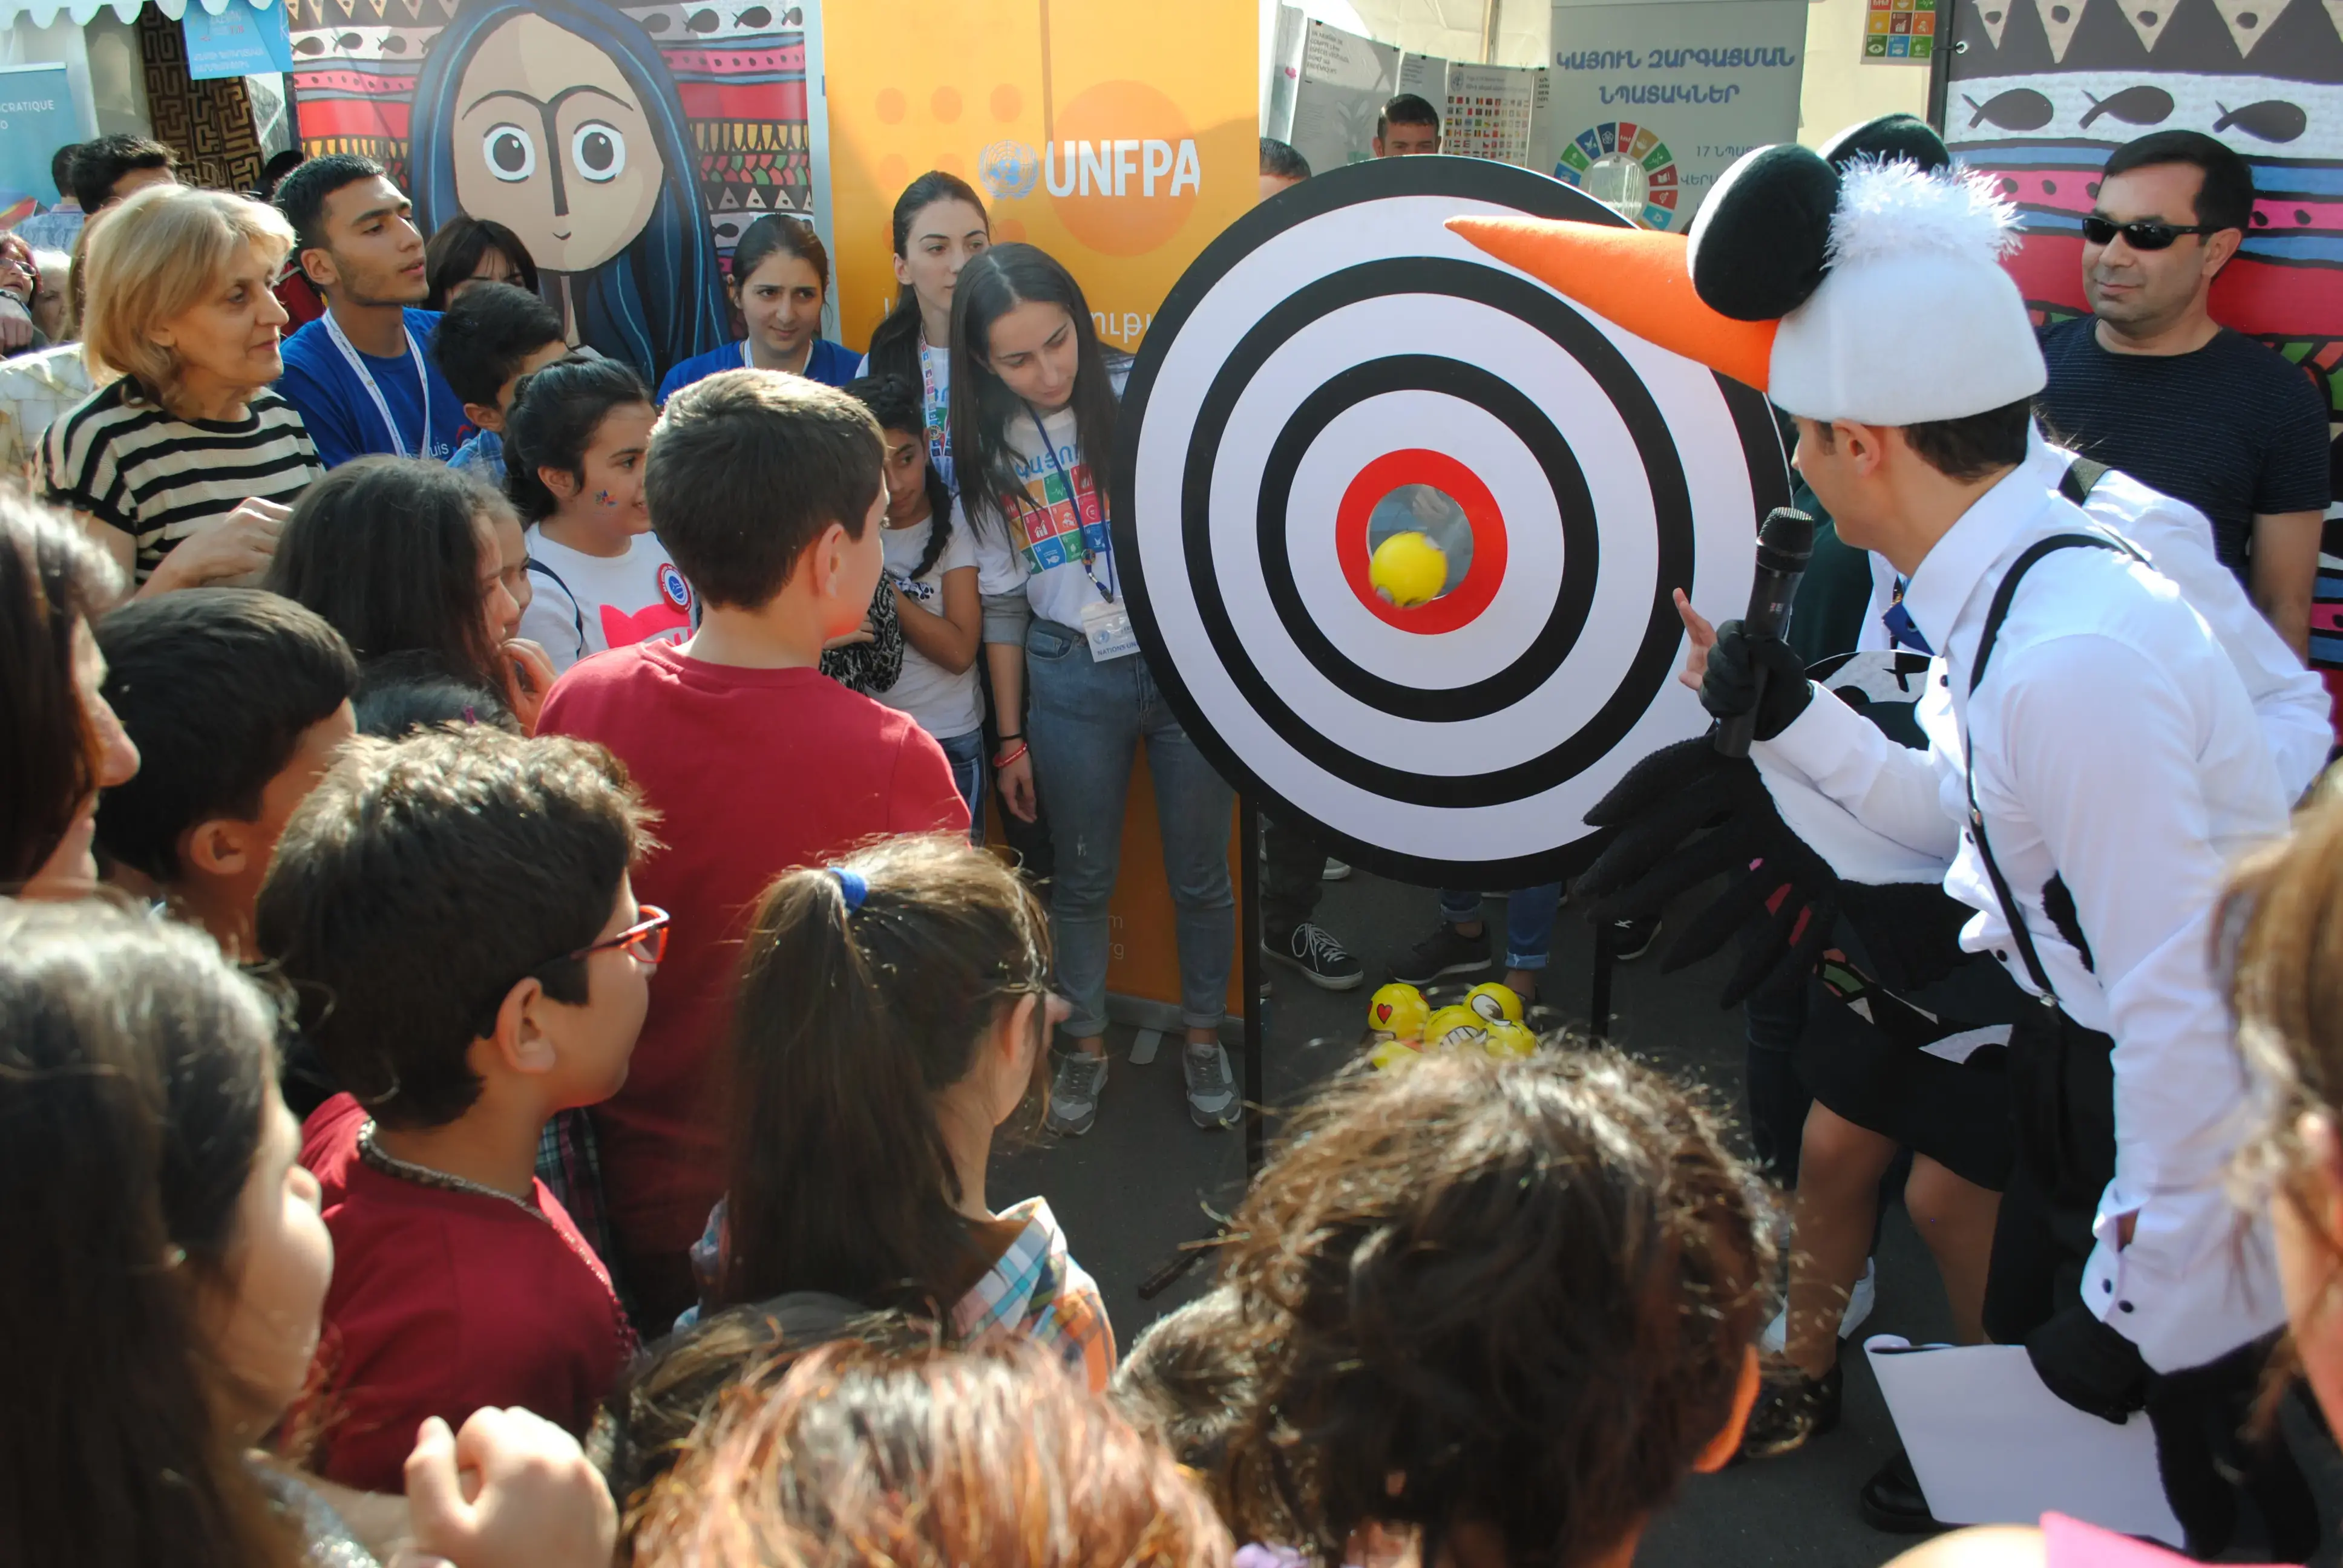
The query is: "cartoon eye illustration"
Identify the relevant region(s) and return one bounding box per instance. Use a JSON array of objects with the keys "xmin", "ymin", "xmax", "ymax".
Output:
[
  {"xmin": 1964, "ymin": 88, "xmax": 2053, "ymax": 131},
  {"xmin": 2079, "ymin": 85, "xmax": 2173, "ymax": 128},
  {"xmin": 2214, "ymin": 100, "xmax": 2307, "ymax": 142},
  {"xmin": 572, "ymin": 122, "xmax": 628, "ymax": 183},
  {"xmin": 483, "ymin": 123, "xmax": 537, "ymax": 181}
]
